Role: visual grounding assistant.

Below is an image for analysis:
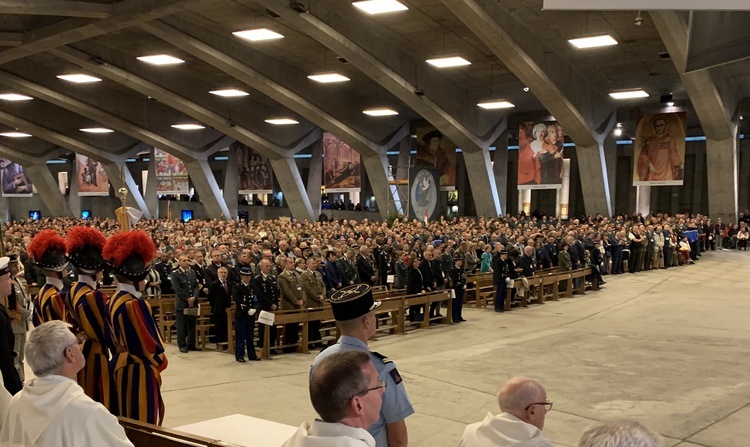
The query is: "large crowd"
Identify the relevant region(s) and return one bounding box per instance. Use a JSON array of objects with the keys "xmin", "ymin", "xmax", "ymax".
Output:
[{"xmin": 0, "ymin": 209, "xmax": 746, "ymax": 447}]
